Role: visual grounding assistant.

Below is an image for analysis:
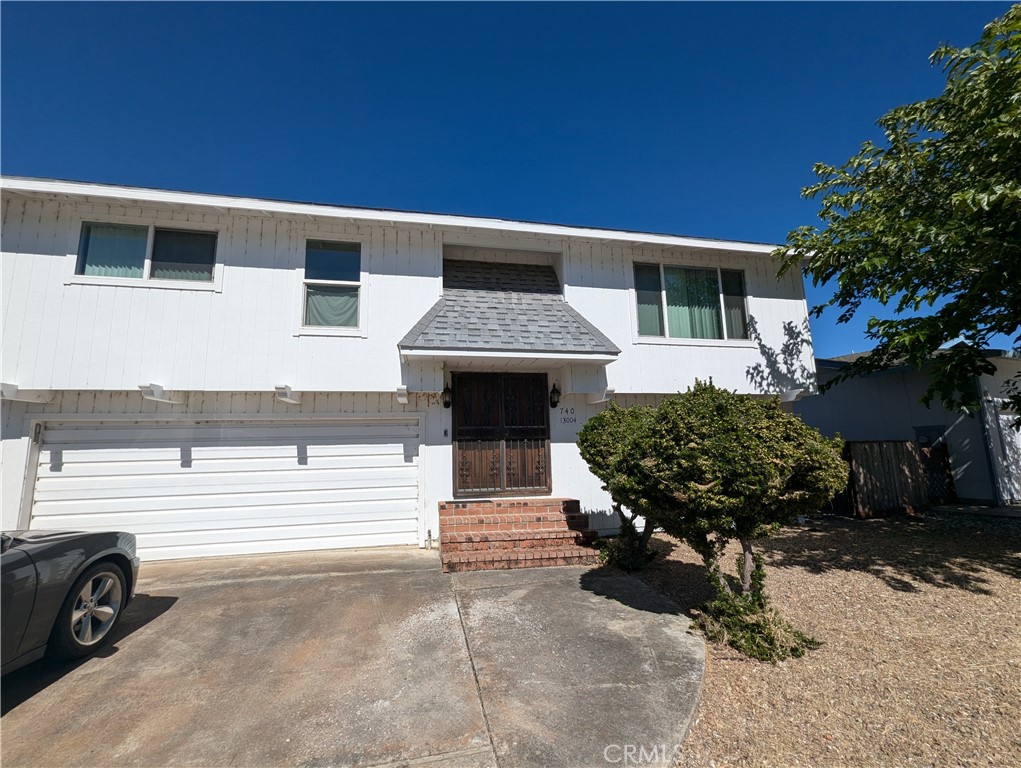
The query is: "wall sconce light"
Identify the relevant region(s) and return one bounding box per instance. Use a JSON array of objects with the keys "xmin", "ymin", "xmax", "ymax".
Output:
[
  {"xmin": 549, "ymin": 383, "xmax": 561, "ymax": 409},
  {"xmin": 442, "ymin": 385, "xmax": 453, "ymax": 408}
]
